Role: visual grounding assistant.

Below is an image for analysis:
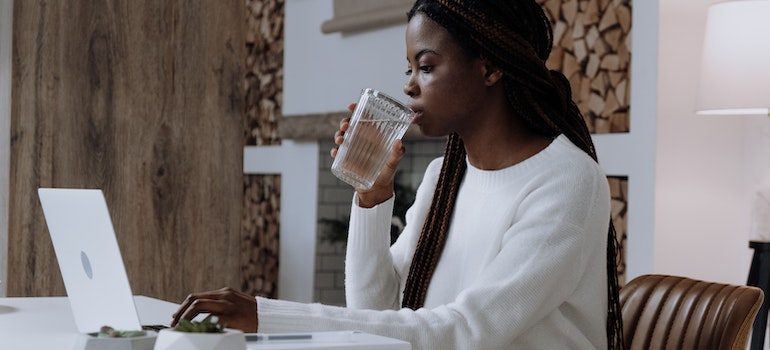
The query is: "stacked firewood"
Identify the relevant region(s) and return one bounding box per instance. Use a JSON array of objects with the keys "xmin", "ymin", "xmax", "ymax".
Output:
[
  {"xmin": 537, "ymin": 0, "xmax": 632, "ymax": 134},
  {"xmin": 242, "ymin": 0, "xmax": 284, "ymax": 298},
  {"xmin": 608, "ymin": 176, "xmax": 628, "ymax": 285}
]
